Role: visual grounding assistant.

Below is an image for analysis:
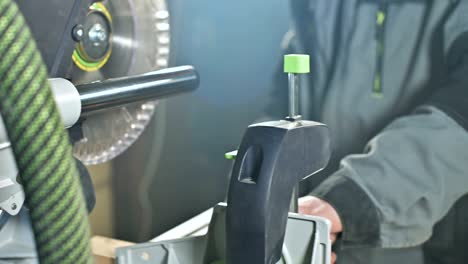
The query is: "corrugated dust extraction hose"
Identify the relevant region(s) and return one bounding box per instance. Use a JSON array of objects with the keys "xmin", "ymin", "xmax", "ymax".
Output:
[{"xmin": 0, "ymin": 0, "xmax": 92, "ymax": 263}]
